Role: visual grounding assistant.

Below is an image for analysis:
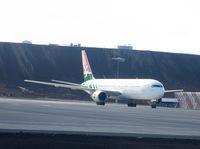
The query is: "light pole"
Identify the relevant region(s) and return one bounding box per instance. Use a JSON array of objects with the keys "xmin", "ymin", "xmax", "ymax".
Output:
[
  {"xmin": 112, "ymin": 57, "xmax": 125, "ymax": 78},
  {"xmin": 112, "ymin": 57, "xmax": 125, "ymax": 104}
]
